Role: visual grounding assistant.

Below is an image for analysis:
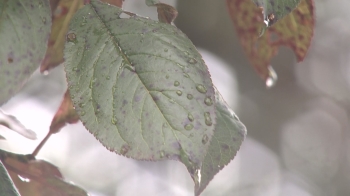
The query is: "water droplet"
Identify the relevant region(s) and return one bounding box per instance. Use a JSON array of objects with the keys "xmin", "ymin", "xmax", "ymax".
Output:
[
  {"xmin": 79, "ymin": 103, "xmax": 85, "ymax": 107},
  {"xmin": 183, "ymin": 73, "xmax": 189, "ymax": 78},
  {"xmin": 266, "ymin": 66, "xmax": 277, "ymax": 88},
  {"xmin": 202, "ymin": 134, "xmax": 209, "ymax": 144},
  {"xmin": 169, "ymin": 99, "xmax": 175, "ymax": 104},
  {"xmin": 204, "ymin": 112, "xmax": 212, "ymax": 126},
  {"xmin": 66, "ymin": 33, "xmax": 77, "ymax": 43},
  {"xmin": 80, "ymin": 111, "xmax": 86, "ymax": 116},
  {"xmin": 165, "ymin": 75, "xmax": 169, "ymax": 79},
  {"xmin": 43, "ymin": 70, "xmax": 49, "ymax": 76},
  {"xmin": 160, "ymin": 151, "xmax": 165, "ymax": 158},
  {"xmin": 176, "ymin": 90, "xmax": 182, "ymax": 96},
  {"xmin": 174, "ymin": 81, "xmax": 180, "ymax": 86},
  {"xmin": 164, "ymin": 49, "xmax": 168, "ymax": 52},
  {"xmin": 18, "ymin": 175, "xmax": 30, "ymax": 182},
  {"xmin": 204, "ymin": 97, "xmax": 213, "ymax": 106},
  {"xmin": 184, "ymin": 124, "xmax": 193, "ymax": 130},
  {"xmin": 106, "ymin": 76, "xmax": 110, "ymax": 80},
  {"xmin": 188, "ymin": 113, "xmax": 194, "ymax": 122},
  {"xmin": 187, "ymin": 94, "xmax": 193, "ymax": 100},
  {"xmin": 188, "ymin": 58, "xmax": 197, "ymax": 64},
  {"xmin": 184, "ymin": 51, "xmax": 189, "ymax": 56},
  {"xmin": 80, "ymin": 16, "xmax": 87, "ymax": 26},
  {"xmin": 42, "ymin": 17, "xmax": 46, "ymax": 24},
  {"xmin": 196, "ymin": 84, "xmax": 207, "ymax": 94},
  {"xmin": 120, "ymin": 144, "xmax": 130, "ymax": 155}
]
